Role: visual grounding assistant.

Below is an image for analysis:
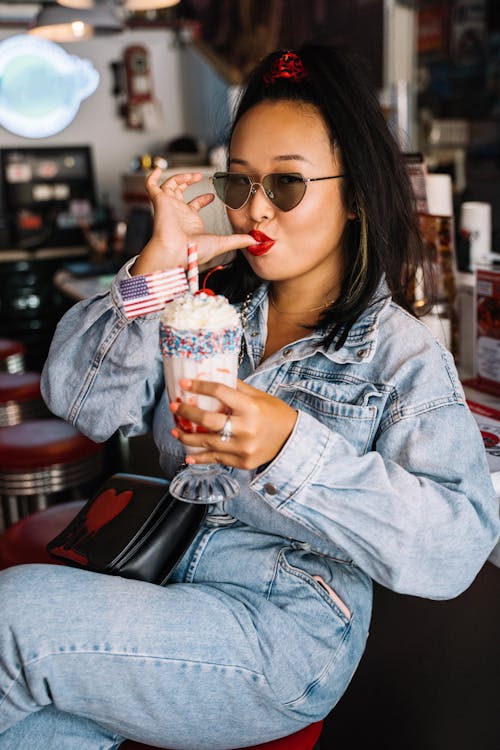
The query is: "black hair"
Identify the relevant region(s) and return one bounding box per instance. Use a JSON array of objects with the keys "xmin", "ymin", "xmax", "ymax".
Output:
[{"xmin": 210, "ymin": 43, "xmax": 429, "ymax": 349}]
